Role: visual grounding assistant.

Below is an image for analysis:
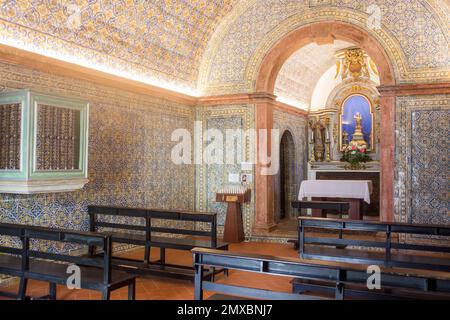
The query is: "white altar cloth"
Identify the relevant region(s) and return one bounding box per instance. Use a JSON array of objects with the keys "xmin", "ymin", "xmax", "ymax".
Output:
[{"xmin": 298, "ymin": 180, "xmax": 373, "ymax": 204}]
